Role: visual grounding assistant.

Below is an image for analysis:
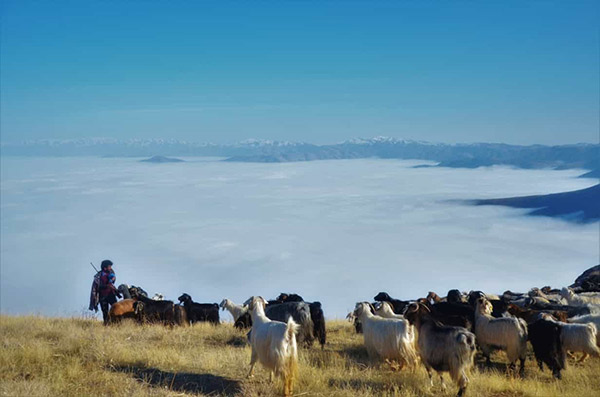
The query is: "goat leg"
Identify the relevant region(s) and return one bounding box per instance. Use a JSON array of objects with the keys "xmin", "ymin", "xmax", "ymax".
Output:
[
  {"xmin": 426, "ymin": 367, "xmax": 434, "ymax": 388},
  {"xmin": 439, "ymin": 373, "xmax": 446, "ymax": 391},
  {"xmin": 577, "ymin": 353, "xmax": 589, "ymax": 363},
  {"xmin": 247, "ymin": 350, "xmax": 257, "ymax": 379},
  {"xmin": 518, "ymin": 358, "xmax": 525, "ymax": 378}
]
